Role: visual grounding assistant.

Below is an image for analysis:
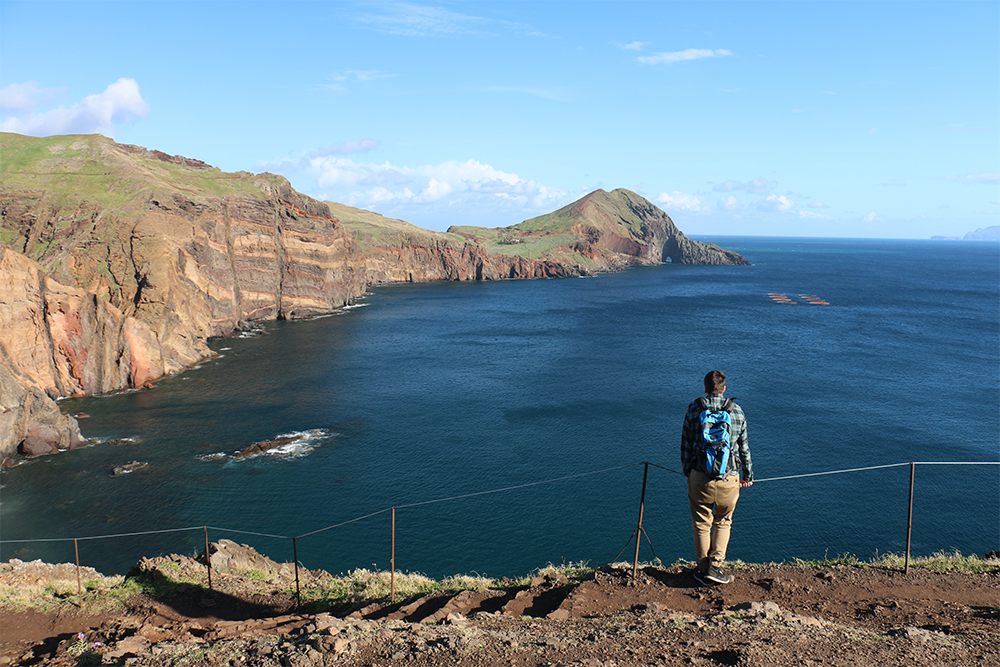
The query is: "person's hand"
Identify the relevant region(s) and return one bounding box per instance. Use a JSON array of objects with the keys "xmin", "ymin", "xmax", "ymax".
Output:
[{"xmin": 740, "ymin": 480, "xmax": 753, "ymax": 488}]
